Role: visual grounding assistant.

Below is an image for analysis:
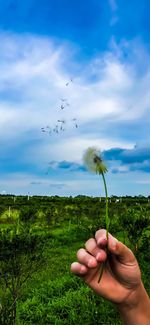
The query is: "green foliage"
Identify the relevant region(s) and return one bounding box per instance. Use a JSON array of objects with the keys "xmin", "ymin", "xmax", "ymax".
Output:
[
  {"xmin": 19, "ymin": 207, "xmax": 37, "ymax": 223},
  {"xmin": 19, "ymin": 283, "xmax": 121, "ymax": 325},
  {"xmin": 0, "ymin": 195, "xmax": 149, "ymax": 324},
  {"xmin": 0, "ymin": 220, "xmax": 47, "ymax": 324}
]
